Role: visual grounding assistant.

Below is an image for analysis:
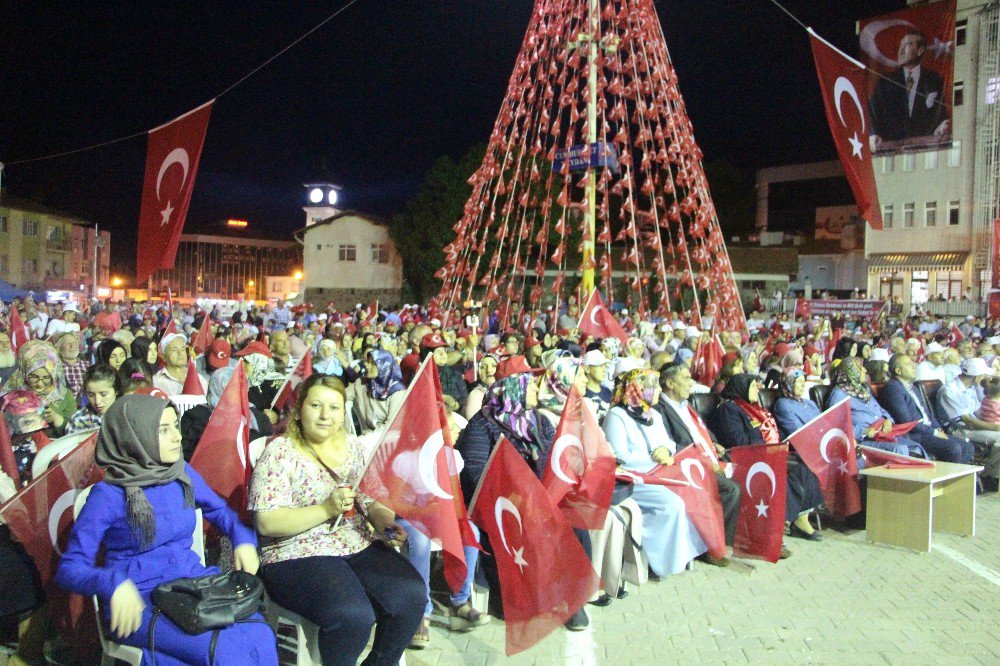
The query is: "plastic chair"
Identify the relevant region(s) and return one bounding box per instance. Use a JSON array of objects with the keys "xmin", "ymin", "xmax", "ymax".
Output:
[
  {"xmin": 274, "ymin": 605, "xmax": 322, "ymax": 666},
  {"xmin": 30, "ymin": 428, "xmax": 99, "ymax": 479},
  {"xmin": 169, "ymin": 394, "xmax": 208, "ymax": 419},
  {"xmin": 73, "ymin": 487, "xmax": 204, "ymax": 666},
  {"xmin": 809, "ymin": 384, "xmax": 833, "ymax": 411}
]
